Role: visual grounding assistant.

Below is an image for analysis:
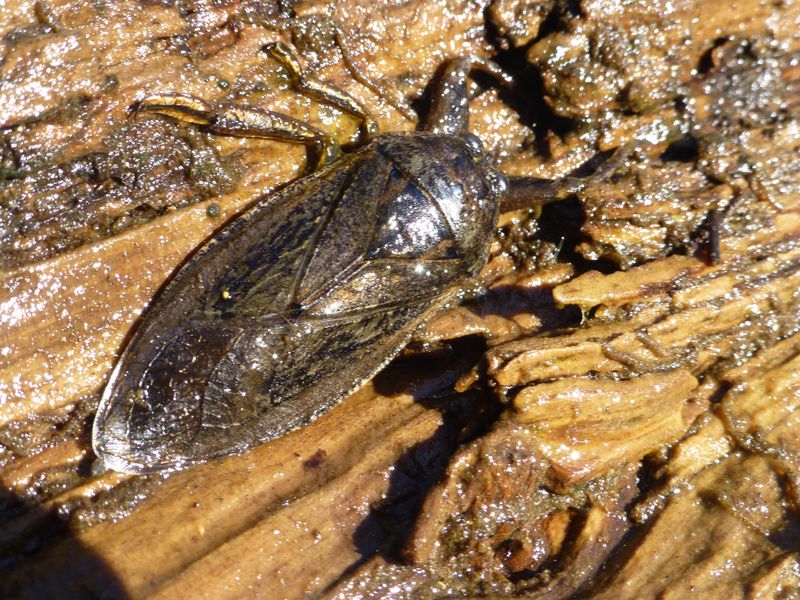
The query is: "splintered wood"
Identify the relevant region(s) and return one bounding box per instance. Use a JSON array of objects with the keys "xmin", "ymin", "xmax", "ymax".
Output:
[{"xmin": 1, "ymin": 0, "xmax": 799, "ymax": 598}]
